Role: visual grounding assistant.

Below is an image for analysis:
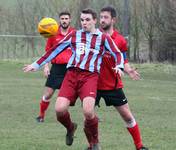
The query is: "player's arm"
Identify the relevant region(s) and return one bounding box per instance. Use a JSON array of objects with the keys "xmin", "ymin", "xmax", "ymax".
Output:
[
  {"xmin": 43, "ymin": 63, "xmax": 50, "ymax": 78},
  {"xmin": 122, "ymin": 51, "xmax": 140, "ymax": 80},
  {"xmin": 119, "ymin": 38, "xmax": 140, "ymax": 80},
  {"xmin": 124, "ymin": 62, "xmax": 140, "ymax": 80},
  {"xmin": 23, "ymin": 31, "xmax": 74, "ymax": 72},
  {"xmin": 43, "ymin": 38, "xmax": 52, "ymax": 77},
  {"xmin": 104, "ymin": 35, "xmax": 124, "ymax": 71}
]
